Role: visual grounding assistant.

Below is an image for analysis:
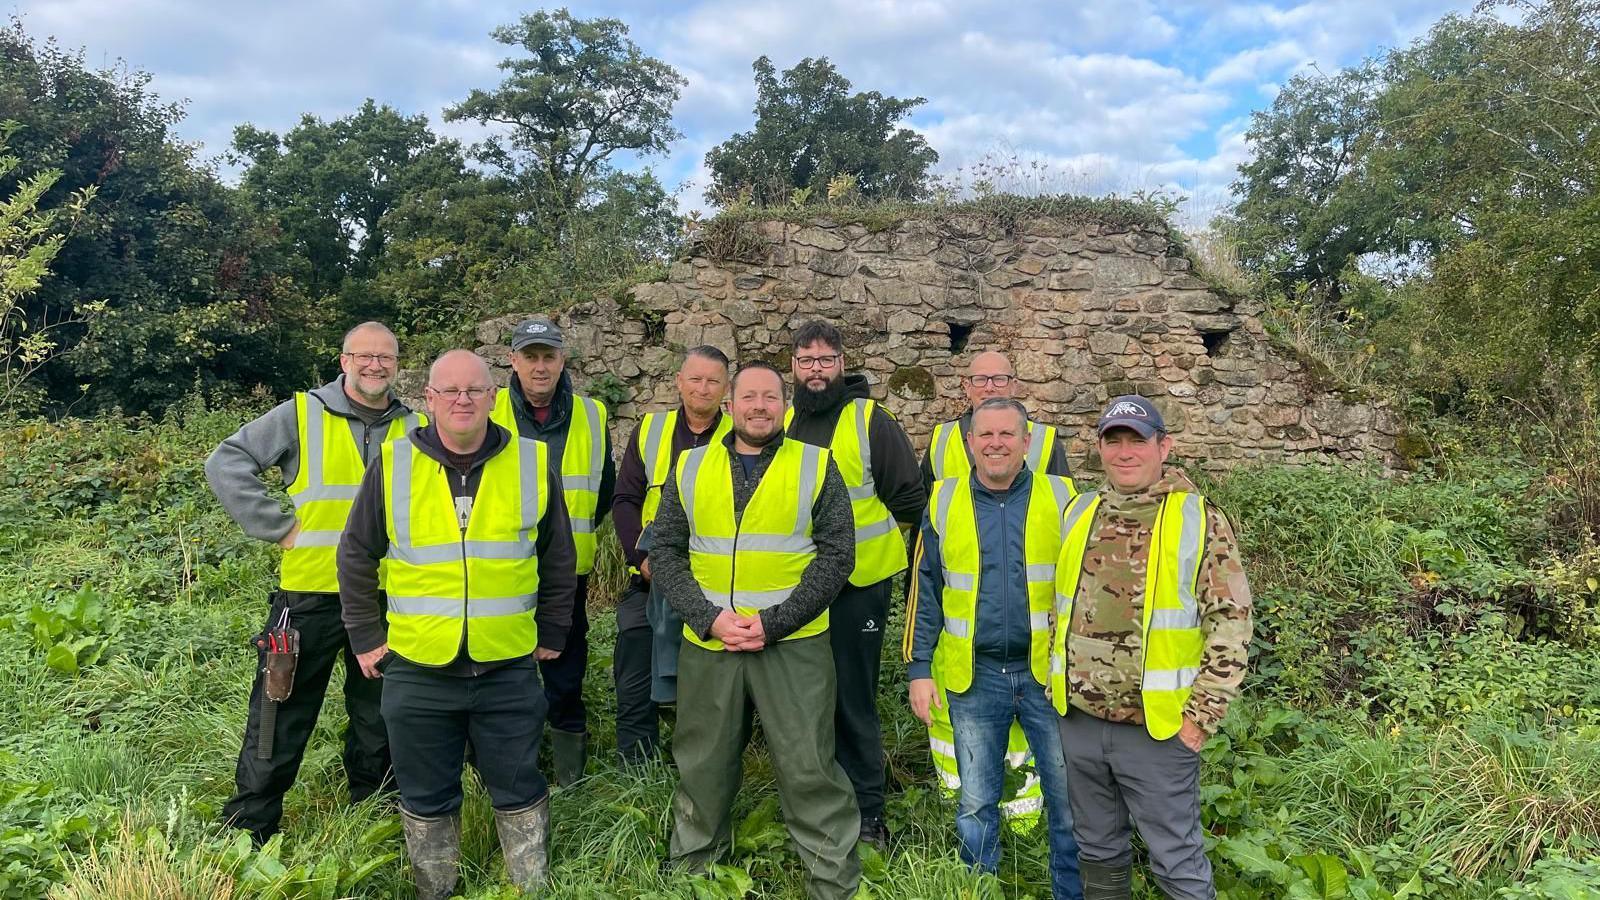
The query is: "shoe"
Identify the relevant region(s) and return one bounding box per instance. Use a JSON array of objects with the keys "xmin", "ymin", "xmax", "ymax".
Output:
[
  {"xmin": 400, "ymin": 807, "xmax": 461, "ymax": 900},
  {"xmin": 1079, "ymin": 859, "xmax": 1133, "ymax": 900},
  {"xmin": 494, "ymin": 795, "xmax": 551, "ymax": 892},
  {"xmin": 551, "ymin": 728, "xmax": 588, "ymax": 787},
  {"xmin": 859, "ymin": 816, "xmax": 890, "ymax": 851}
]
